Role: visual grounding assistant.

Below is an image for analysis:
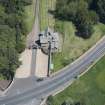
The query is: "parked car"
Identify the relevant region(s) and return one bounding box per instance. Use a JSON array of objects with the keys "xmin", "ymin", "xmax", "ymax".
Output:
[{"xmin": 36, "ymin": 78, "xmax": 44, "ymax": 82}]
